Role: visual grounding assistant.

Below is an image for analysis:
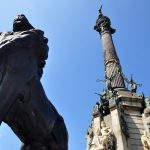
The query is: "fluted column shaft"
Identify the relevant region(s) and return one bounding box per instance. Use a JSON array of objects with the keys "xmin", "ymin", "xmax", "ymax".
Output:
[
  {"xmin": 94, "ymin": 11, "xmax": 125, "ymax": 89},
  {"xmin": 101, "ymin": 30, "xmax": 125, "ymax": 89}
]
